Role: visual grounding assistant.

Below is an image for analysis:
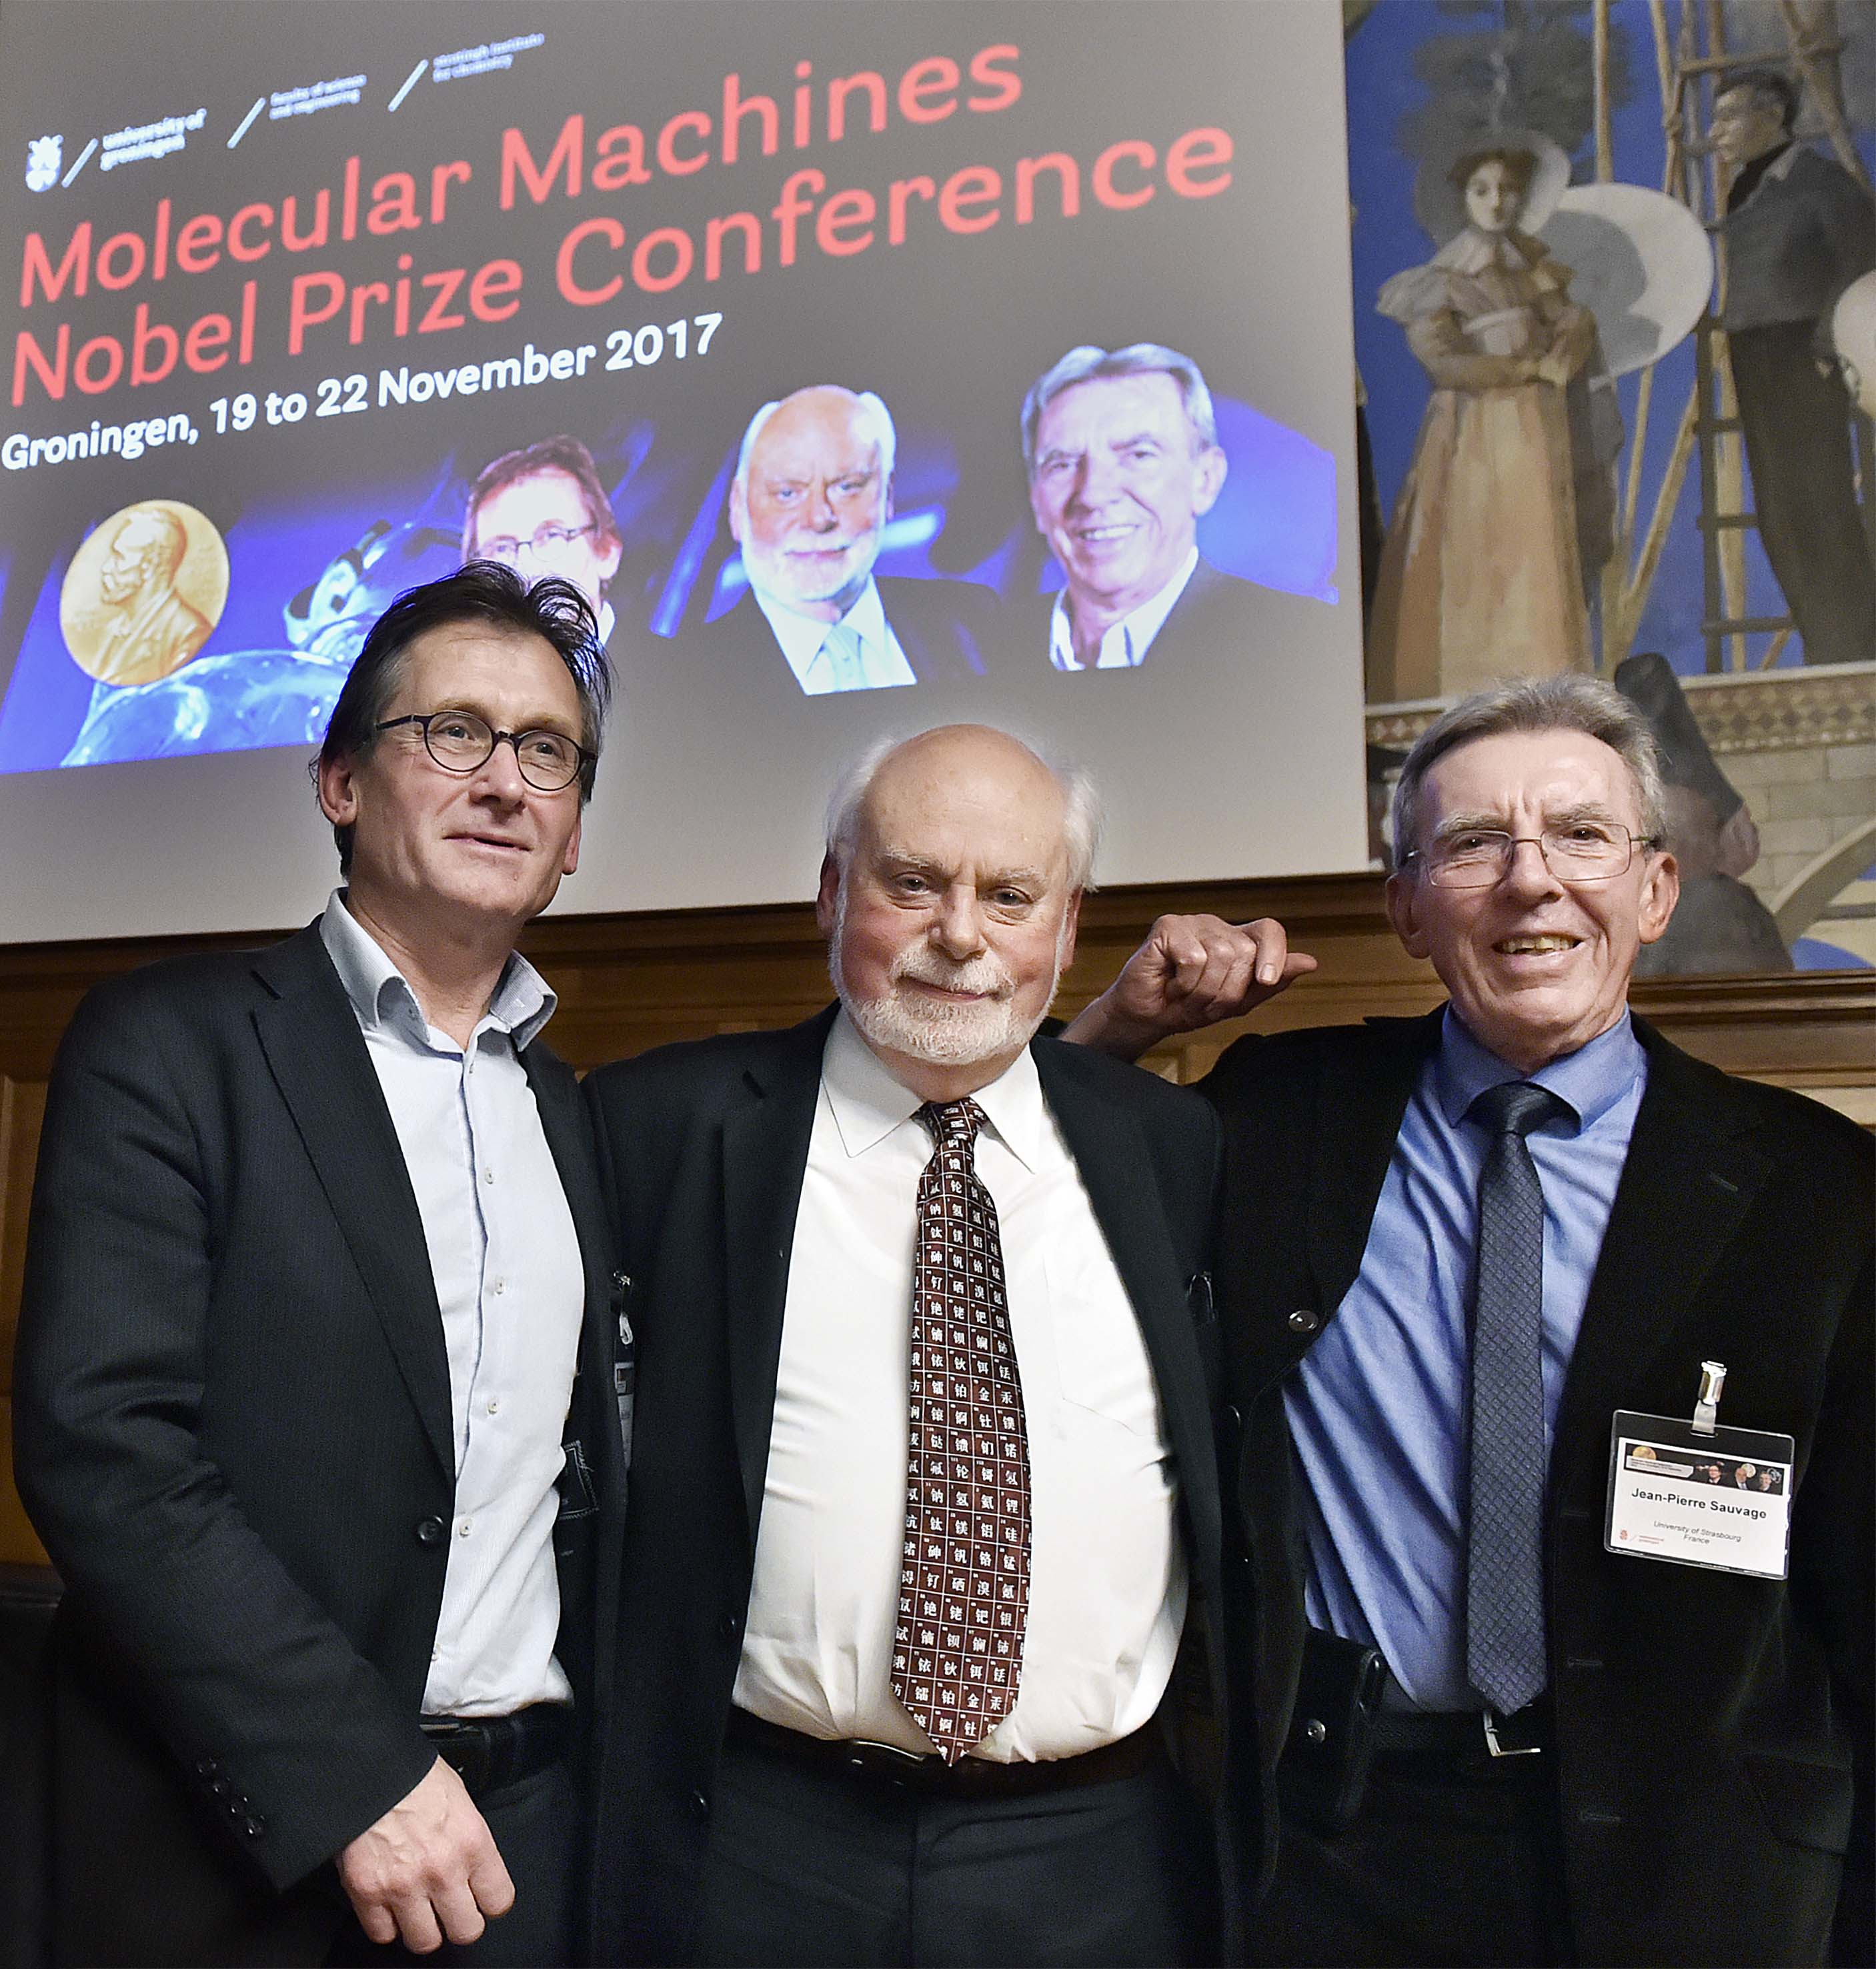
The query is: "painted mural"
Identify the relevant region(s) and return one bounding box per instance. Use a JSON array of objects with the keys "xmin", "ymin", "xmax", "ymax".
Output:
[{"xmin": 1347, "ymin": 0, "xmax": 1876, "ymax": 975}]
